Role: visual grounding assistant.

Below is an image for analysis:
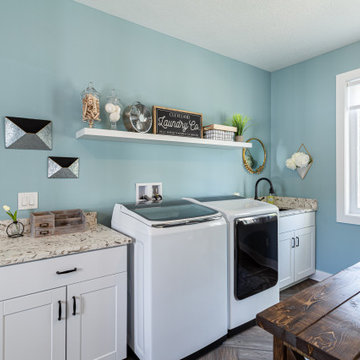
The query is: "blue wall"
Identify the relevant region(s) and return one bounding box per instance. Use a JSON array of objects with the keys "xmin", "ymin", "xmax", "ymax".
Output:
[
  {"xmin": 2, "ymin": 0, "xmax": 360, "ymax": 273},
  {"xmin": 271, "ymin": 41, "xmax": 360, "ymax": 274},
  {"xmin": 0, "ymin": 0, "xmax": 271, "ymax": 224}
]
